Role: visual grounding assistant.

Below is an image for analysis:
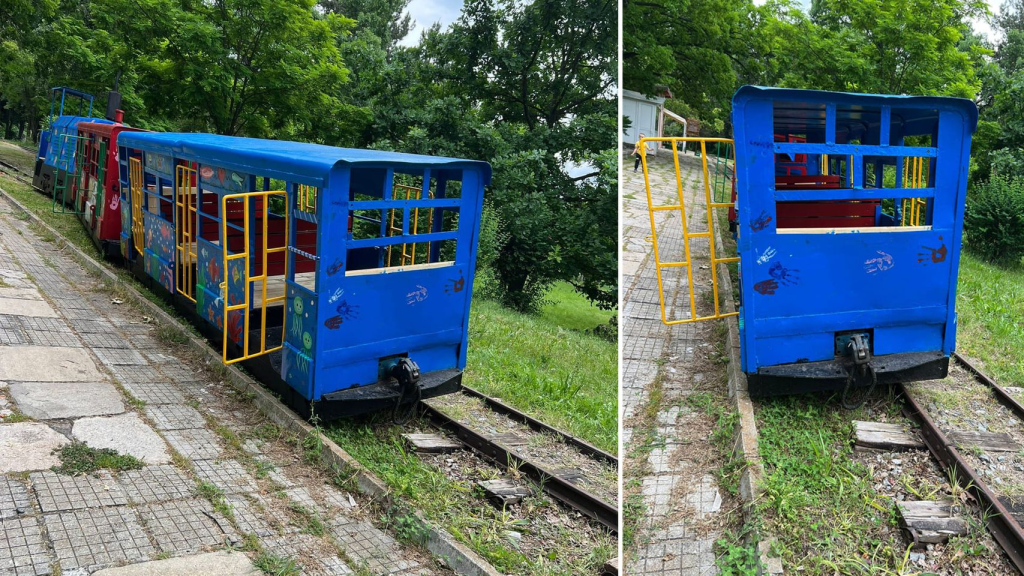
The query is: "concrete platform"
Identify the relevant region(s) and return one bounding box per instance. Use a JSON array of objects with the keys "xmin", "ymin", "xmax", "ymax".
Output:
[
  {"xmin": 0, "ymin": 296, "xmax": 58, "ymax": 318},
  {"xmin": 0, "ymin": 346, "xmax": 104, "ymax": 381},
  {"xmin": 72, "ymin": 413, "xmax": 171, "ymax": 464},
  {"xmin": 0, "ymin": 422, "xmax": 69, "ymax": 473},
  {"xmin": 90, "ymin": 551, "xmax": 259, "ymax": 575},
  {"xmin": 8, "ymin": 381, "xmax": 125, "ymax": 419}
]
